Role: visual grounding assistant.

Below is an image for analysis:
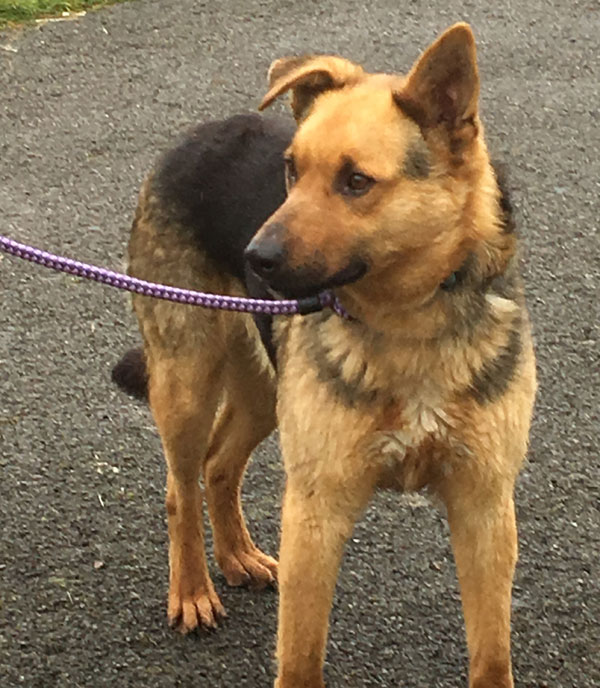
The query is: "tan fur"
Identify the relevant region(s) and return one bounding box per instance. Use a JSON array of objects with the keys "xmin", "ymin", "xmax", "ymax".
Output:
[
  {"xmin": 127, "ymin": 22, "xmax": 536, "ymax": 688},
  {"xmin": 257, "ymin": 24, "xmax": 536, "ymax": 688},
  {"xmin": 260, "ymin": 55, "xmax": 366, "ymax": 121},
  {"xmin": 129, "ymin": 177, "xmax": 277, "ymax": 631}
]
